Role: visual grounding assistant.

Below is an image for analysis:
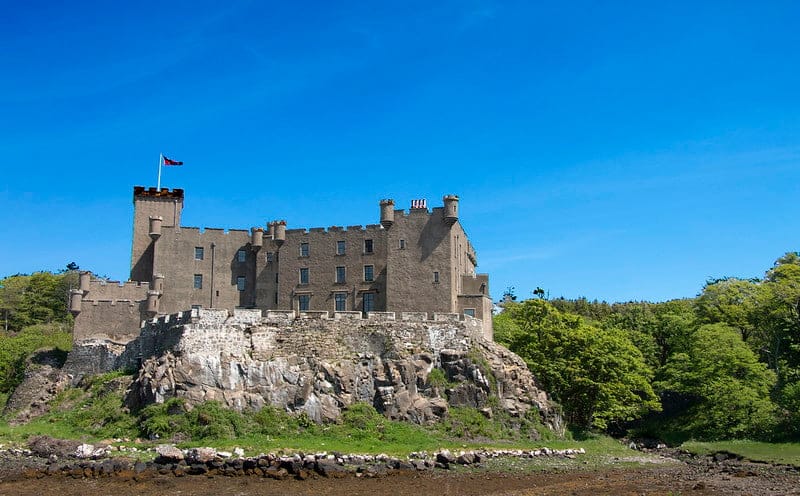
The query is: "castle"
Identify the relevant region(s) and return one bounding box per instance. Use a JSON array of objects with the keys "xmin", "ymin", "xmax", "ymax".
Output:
[{"xmin": 69, "ymin": 186, "xmax": 493, "ymax": 346}]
